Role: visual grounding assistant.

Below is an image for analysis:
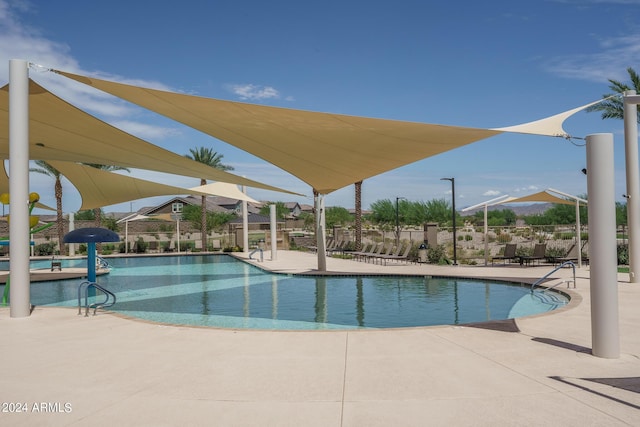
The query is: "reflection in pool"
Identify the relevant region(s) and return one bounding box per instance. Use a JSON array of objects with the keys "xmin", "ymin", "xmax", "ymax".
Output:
[{"xmin": 0, "ymin": 255, "xmax": 568, "ymax": 330}]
